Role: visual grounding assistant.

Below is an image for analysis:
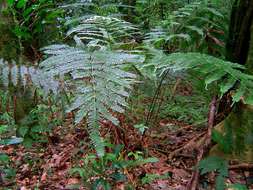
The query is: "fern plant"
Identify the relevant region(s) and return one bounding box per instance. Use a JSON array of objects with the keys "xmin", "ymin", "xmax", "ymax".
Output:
[
  {"xmin": 40, "ymin": 44, "xmax": 144, "ymax": 156},
  {"xmin": 198, "ymin": 156, "xmax": 229, "ymax": 190},
  {"xmin": 61, "ymin": 0, "xmax": 128, "ymax": 18},
  {"xmin": 151, "ymin": 52, "xmax": 253, "ymax": 105},
  {"xmin": 144, "ymin": 1, "xmax": 230, "ymax": 55},
  {"xmin": 135, "ymin": 0, "xmax": 183, "ymax": 26}
]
